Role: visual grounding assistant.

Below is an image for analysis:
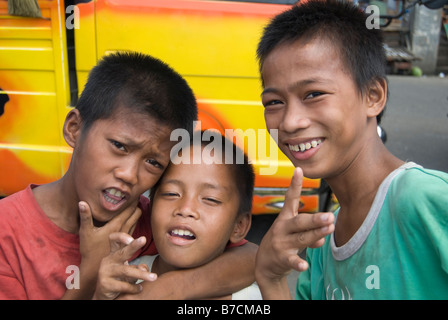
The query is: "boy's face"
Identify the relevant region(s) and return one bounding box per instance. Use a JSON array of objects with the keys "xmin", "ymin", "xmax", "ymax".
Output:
[
  {"xmin": 151, "ymin": 145, "xmax": 241, "ymax": 269},
  {"xmin": 71, "ymin": 106, "xmax": 174, "ymax": 223},
  {"xmin": 261, "ymin": 38, "xmax": 369, "ymax": 179}
]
